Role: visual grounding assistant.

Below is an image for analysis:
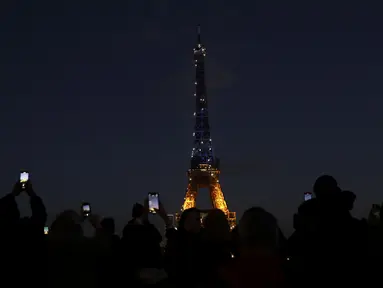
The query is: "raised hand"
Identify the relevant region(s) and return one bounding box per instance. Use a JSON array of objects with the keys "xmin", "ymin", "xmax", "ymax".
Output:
[
  {"xmin": 143, "ymin": 197, "xmax": 150, "ymax": 215},
  {"xmin": 25, "ymin": 181, "xmax": 36, "ymax": 197},
  {"xmin": 155, "ymin": 201, "xmax": 167, "ymax": 218},
  {"xmin": 88, "ymin": 213, "xmax": 102, "ymax": 229},
  {"xmin": 11, "ymin": 182, "xmax": 22, "ymax": 197},
  {"xmin": 11, "ymin": 180, "xmax": 36, "ymax": 197}
]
